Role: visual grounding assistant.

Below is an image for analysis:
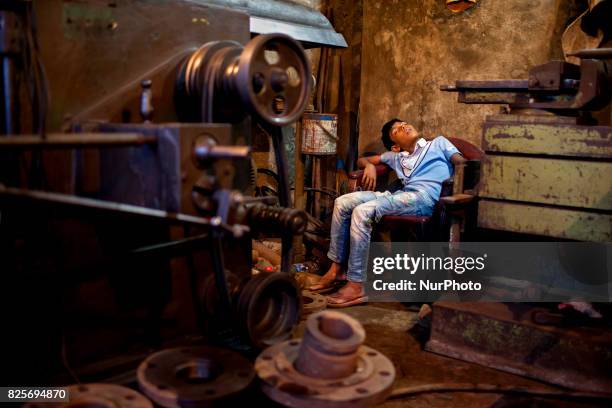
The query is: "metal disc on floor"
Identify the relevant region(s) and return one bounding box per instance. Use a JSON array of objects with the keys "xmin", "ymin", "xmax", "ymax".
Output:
[
  {"xmin": 301, "ymin": 290, "xmax": 326, "ymax": 318},
  {"xmin": 255, "ymin": 311, "xmax": 395, "ymax": 408},
  {"xmin": 137, "ymin": 346, "xmax": 255, "ymax": 408},
  {"xmin": 24, "ymin": 383, "xmax": 153, "ymax": 408}
]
